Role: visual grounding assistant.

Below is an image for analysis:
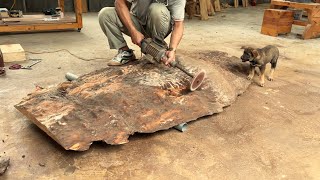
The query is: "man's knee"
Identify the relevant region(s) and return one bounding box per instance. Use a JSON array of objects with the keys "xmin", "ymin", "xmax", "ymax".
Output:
[
  {"xmin": 98, "ymin": 7, "xmax": 117, "ymax": 23},
  {"xmin": 148, "ymin": 3, "xmax": 170, "ymax": 22}
]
